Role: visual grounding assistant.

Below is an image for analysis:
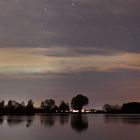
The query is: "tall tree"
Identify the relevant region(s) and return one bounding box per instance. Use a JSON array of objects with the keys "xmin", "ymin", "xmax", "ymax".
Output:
[
  {"xmin": 41, "ymin": 99, "xmax": 56, "ymax": 112},
  {"xmin": 71, "ymin": 94, "xmax": 89, "ymax": 113}
]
